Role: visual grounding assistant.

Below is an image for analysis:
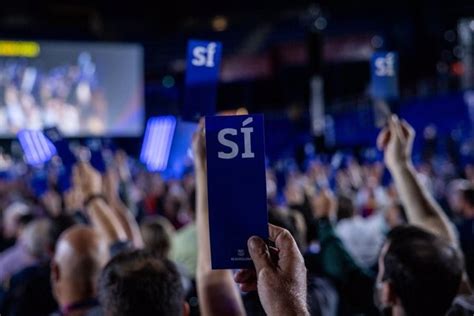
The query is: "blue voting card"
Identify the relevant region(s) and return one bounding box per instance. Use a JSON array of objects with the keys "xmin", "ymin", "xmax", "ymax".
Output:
[
  {"xmin": 17, "ymin": 130, "xmax": 56, "ymax": 166},
  {"xmin": 205, "ymin": 114, "xmax": 268, "ymax": 269},
  {"xmin": 43, "ymin": 127, "xmax": 76, "ymax": 192},
  {"xmin": 183, "ymin": 40, "xmax": 222, "ymax": 121},
  {"xmin": 43, "ymin": 127, "xmax": 77, "ymax": 170},
  {"xmin": 86, "ymin": 139, "xmax": 107, "ymax": 174},
  {"xmin": 370, "ymin": 52, "xmax": 399, "ymax": 100}
]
